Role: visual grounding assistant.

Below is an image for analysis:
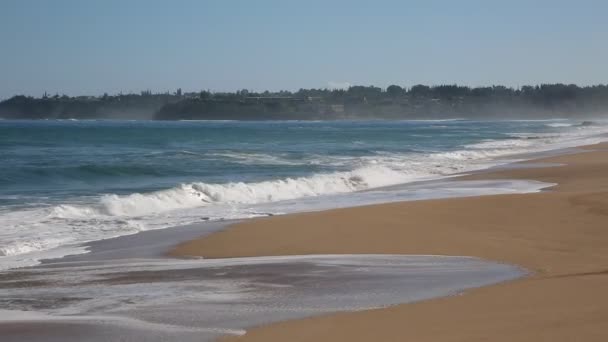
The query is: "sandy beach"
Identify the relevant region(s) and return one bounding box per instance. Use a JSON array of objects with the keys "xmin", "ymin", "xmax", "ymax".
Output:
[{"xmin": 171, "ymin": 142, "xmax": 608, "ymax": 342}]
